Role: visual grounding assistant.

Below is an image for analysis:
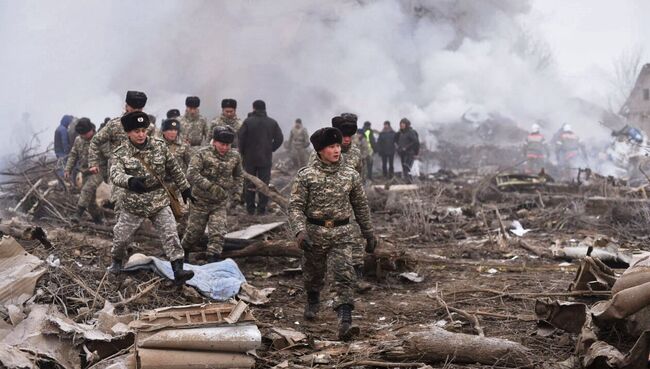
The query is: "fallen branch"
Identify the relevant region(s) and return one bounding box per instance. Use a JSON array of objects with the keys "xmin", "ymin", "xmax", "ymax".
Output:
[
  {"xmin": 243, "ymin": 172, "xmax": 289, "ymax": 208},
  {"xmin": 435, "ymin": 294, "xmax": 484, "ymax": 336},
  {"xmin": 113, "ymin": 278, "xmax": 161, "ymax": 308},
  {"xmin": 340, "ymin": 360, "xmax": 426, "ymax": 368},
  {"xmin": 222, "ymin": 240, "xmax": 300, "ymax": 258}
]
